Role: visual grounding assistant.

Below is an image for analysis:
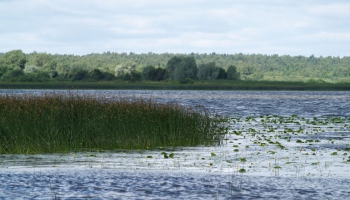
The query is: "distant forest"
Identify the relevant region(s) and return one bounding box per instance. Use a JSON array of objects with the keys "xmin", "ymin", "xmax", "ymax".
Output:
[{"xmin": 0, "ymin": 50, "xmax": 350, "ymax": 83}]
